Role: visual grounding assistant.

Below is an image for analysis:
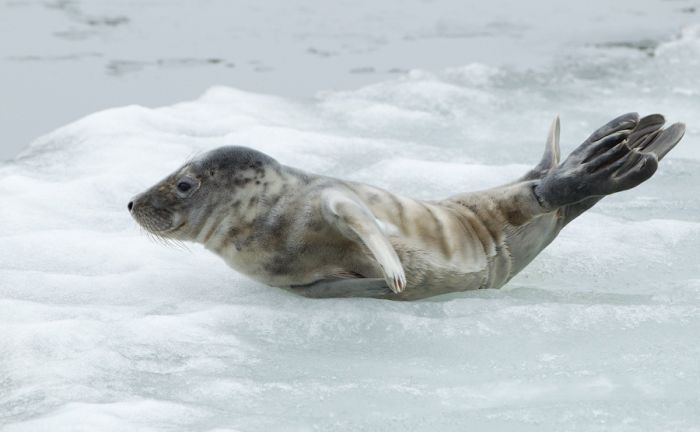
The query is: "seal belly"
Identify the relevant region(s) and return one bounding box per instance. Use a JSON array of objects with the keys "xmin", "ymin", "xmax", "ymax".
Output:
[{"xmin": 502, "ymin": 209, "xmax": 562, "ymax": 280}]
